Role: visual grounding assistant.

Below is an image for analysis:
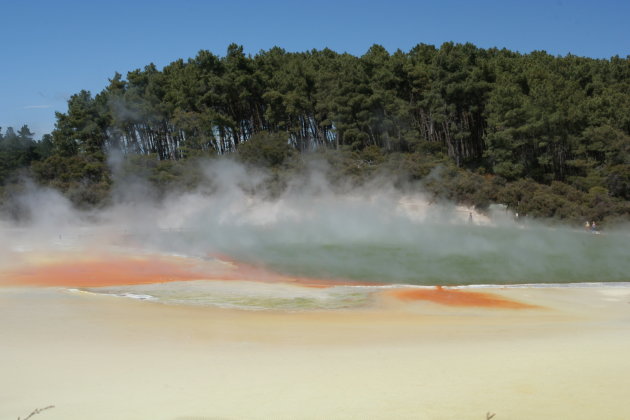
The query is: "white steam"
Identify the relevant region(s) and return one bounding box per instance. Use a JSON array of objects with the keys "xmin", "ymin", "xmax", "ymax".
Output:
[{"xmin": 2, "ymin": 158, "xmax": 629, "ymax": 285}]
